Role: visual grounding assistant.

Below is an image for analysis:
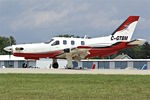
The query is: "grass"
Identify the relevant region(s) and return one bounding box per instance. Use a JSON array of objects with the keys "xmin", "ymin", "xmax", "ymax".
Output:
[{"xmin": 0, "ymin": 74, "xmax": 150, "ymax": 100}]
